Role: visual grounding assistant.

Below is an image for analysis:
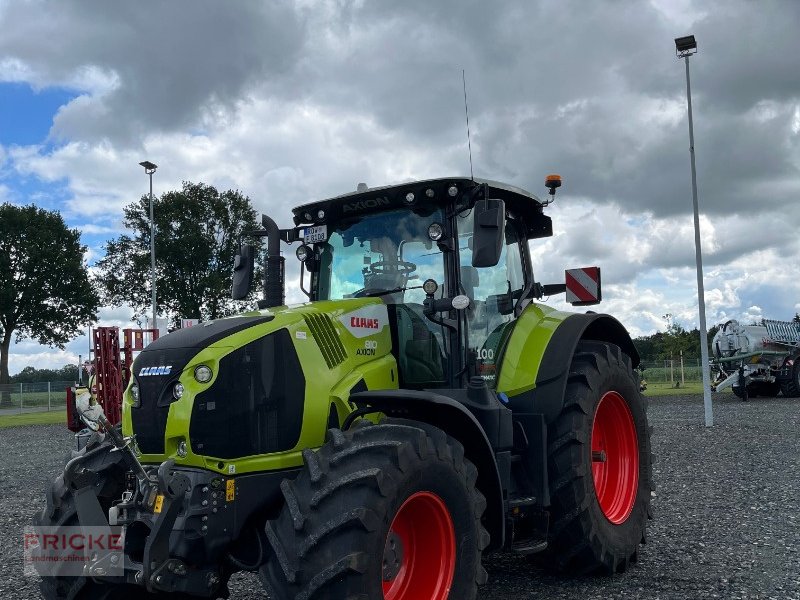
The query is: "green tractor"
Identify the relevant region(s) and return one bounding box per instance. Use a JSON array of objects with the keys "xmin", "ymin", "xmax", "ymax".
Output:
[{"xmin": 35, "ymin": 176, "xmax": 652, "ymax": 599}]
